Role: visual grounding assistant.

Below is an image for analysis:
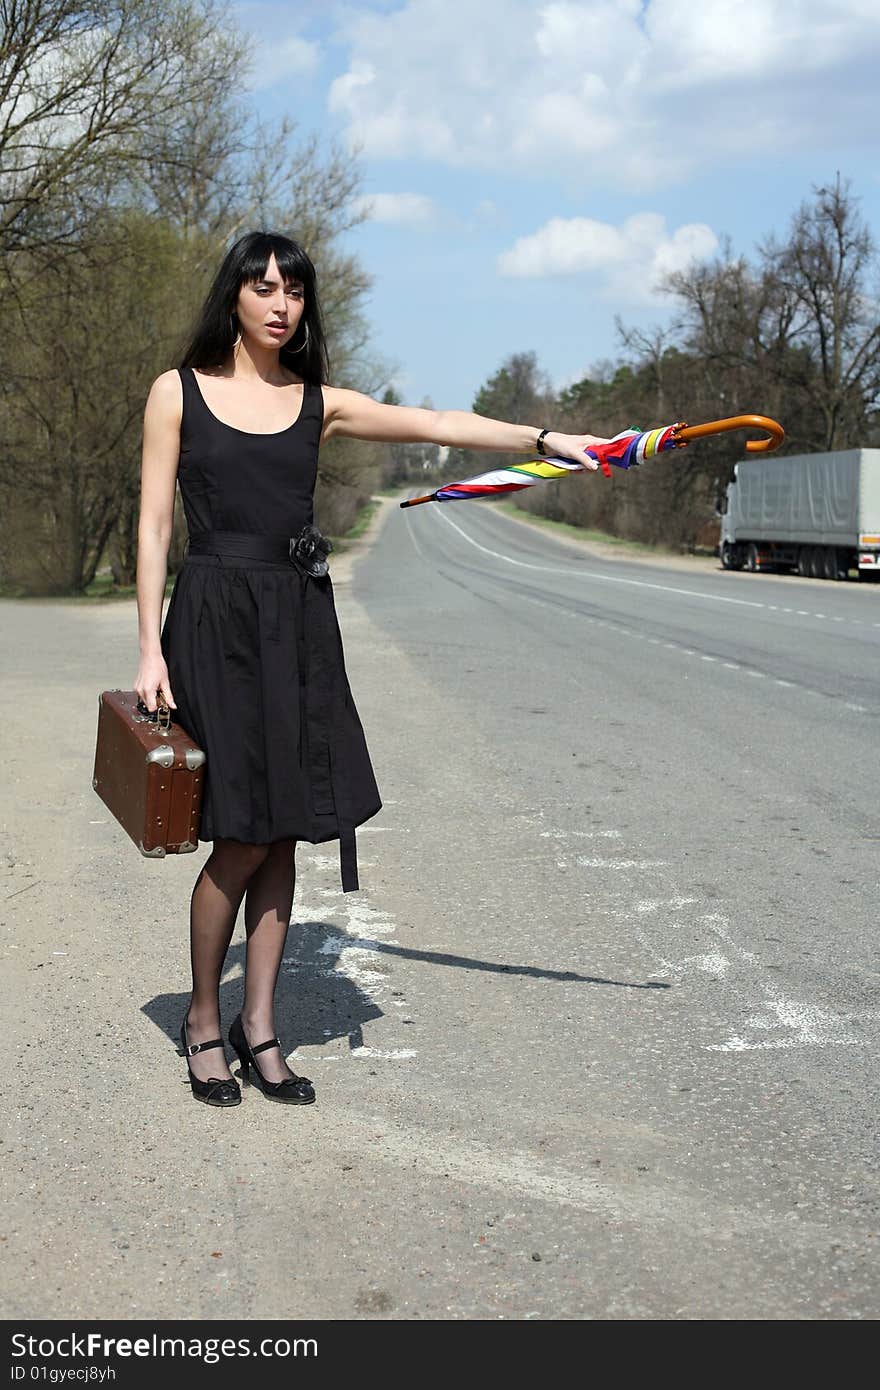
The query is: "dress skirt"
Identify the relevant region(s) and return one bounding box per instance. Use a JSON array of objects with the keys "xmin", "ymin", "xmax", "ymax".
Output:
[{"xmin": 160, "ymin": 551, "xmax": 382, "ymax": 888}]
